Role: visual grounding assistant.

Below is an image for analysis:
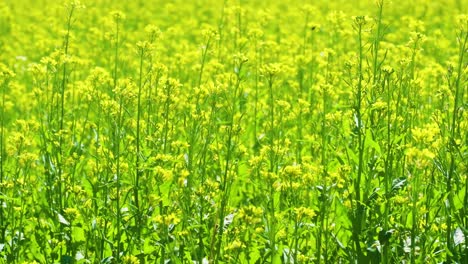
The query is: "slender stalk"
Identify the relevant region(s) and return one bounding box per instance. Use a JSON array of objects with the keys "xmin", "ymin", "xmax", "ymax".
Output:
[
  {"xmin": 115, "ymin": 93, "xmax": 123, "ymax": 263},
  {"xmin": 134, "ymin": 45, "xmax": 145, "ymax": 244},
  {"xmin": 317, "ymin": 55, "xmax": 332, "ymax": 262},
  {"xmin": 58, "ymin": 1, "xmax": 75, "ymax": 213},
  {"xmin": 372, "ymin": 0, "xmax": 384, "ymax": 85},
  {"xmin": 267, "ymin": 72, "xmax": 277, "ymax": 264},
  {"xmin": 253, "ymin": 38, "xmax": 259, "ymax": 154},
  {"xmin": 383, "ymin": 70, "xmax": 393, "ymax": 263},
  {"xmin": 351, "ymin": 16, "xmax": 367, "ymax": 262},
  {"xmin": 0, "ymin": 71, "xmax": 9, "ymax": 244},
  {"xmin": 57, "ymin": 5, "xmax": 76, "ymax": 261},
  {"xmin": 111, "ymin": 11, "xmax": 123, "ymax": 263}
]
